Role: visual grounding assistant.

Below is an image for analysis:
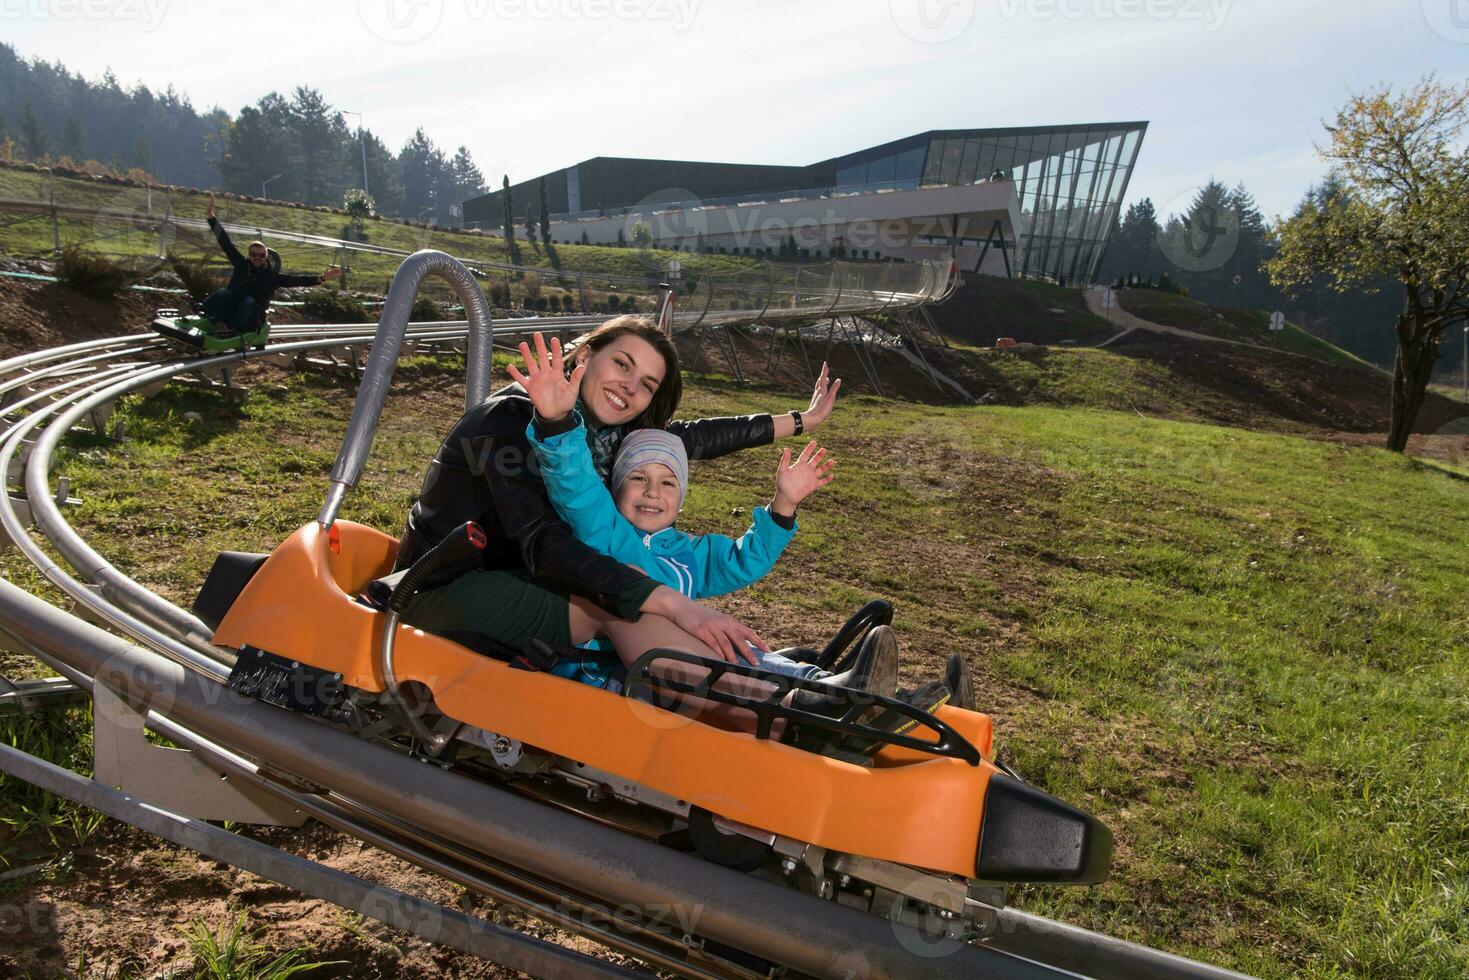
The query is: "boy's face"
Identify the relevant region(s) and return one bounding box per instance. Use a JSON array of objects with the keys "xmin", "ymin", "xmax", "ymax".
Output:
[{"xmin": 615, "ymin": 461, "xmax": 680, "ymax": 533}]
